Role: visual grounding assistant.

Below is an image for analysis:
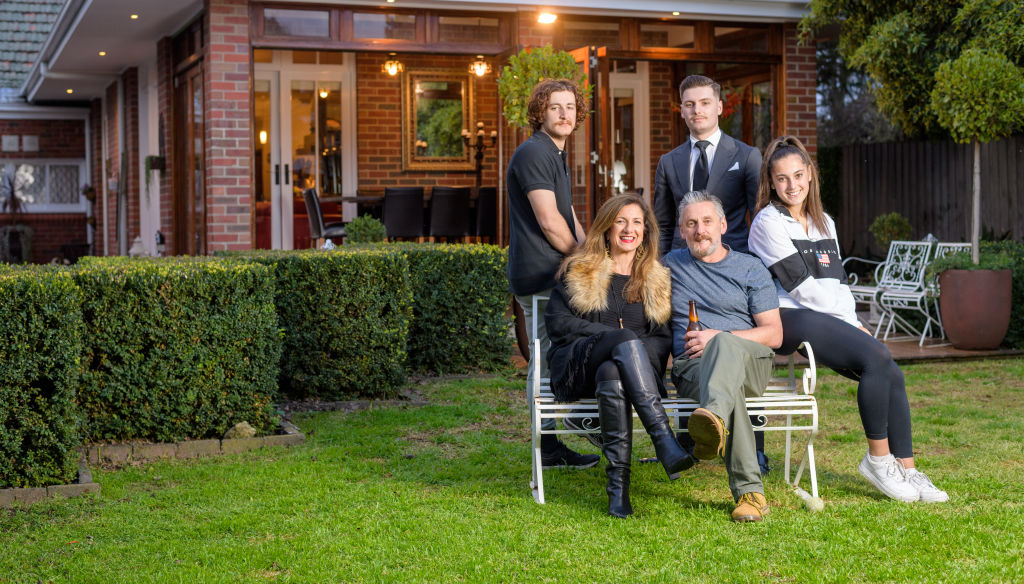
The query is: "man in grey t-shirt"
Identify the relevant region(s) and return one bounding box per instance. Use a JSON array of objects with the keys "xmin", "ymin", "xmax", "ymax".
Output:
[{"xmin": 662, "ymin": 191, "xmax": 782, "ymax": 523}]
